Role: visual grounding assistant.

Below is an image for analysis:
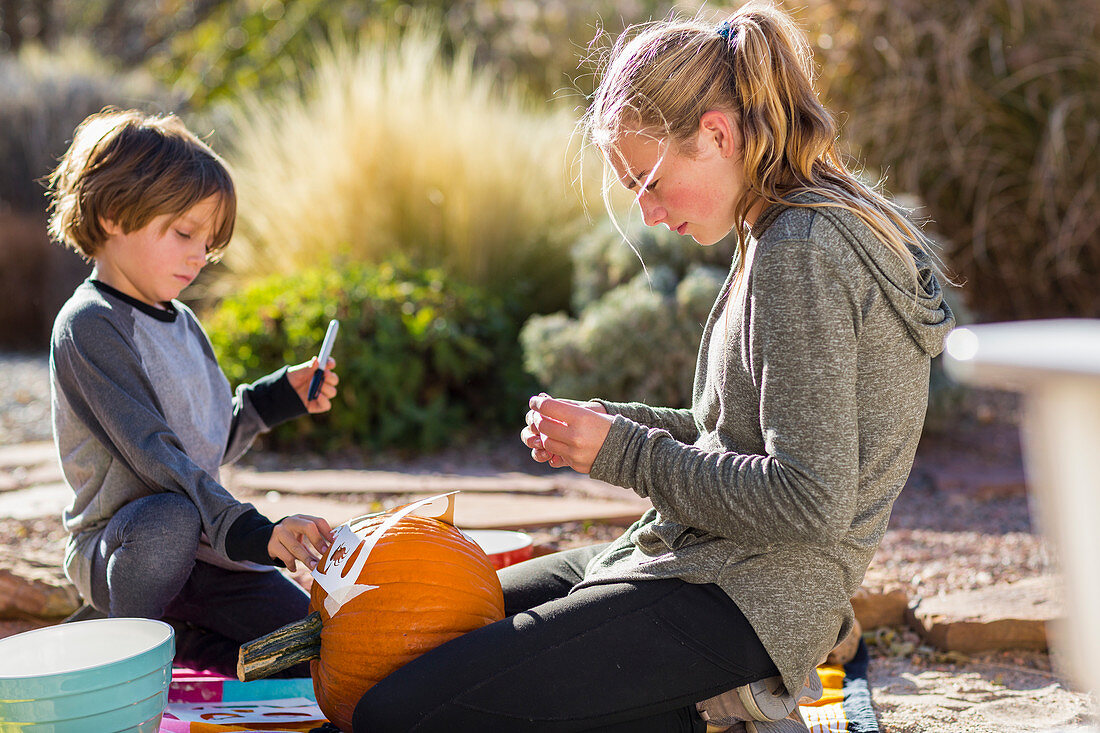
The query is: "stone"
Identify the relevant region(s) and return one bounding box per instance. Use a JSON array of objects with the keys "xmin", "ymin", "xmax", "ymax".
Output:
[
  {"xmin": 0, "ymin": 619, "xmax": 51, "ymax": 642},
  {"xmin": 0, "ymin": 482, "xmax": 71, "ymax": 519},
  {"xmin": 22, "ymin": 461, "xmax": 64, "ymax": 487},
  {"xmin": 225, "ymin": 466, "xmax": 631, "ymax": 501},
  {"xmin": 906, "ymin": 576, "xmax": 1063, "ymax": 653},
  {"xmin": 247, "ymin": 491, "xmax": 652, "ymax": 531},
  {"xmin": 851, "ymin": 587, "xmax": 910, "ymax": 629},
  {"xmin": 826, "ymin": 617, "xmax": 862, "ymax": 666},
  {"xmin": 0, "ymin": 441, "xmax": 56, "ymax": 470},
  {"xmin": 227, "ymin": 468, "xmax": 559, "ymax": 495},
  {"xmin": 0, "ymin": 548, "xmax": 80, "ymax": 620},
  {"xmin": 449, "ymin": 492, "xmax": 651, "ymax": 529}
]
